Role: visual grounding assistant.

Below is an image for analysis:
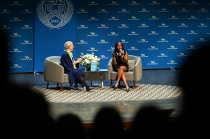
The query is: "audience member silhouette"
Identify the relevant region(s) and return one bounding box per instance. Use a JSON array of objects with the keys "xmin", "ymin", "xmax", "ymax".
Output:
[
  {"xmin": 90, "ymin": 106, "xmax": 125, "ymax": 139},
  {"xmin": 55, "ymin": 113, "xmax": 86, "ymax": 139},
  {"xmin": 0, "ymin": 26, "xmax": 8, "ymax": 85},
  {"xmin": 4, "ymin": 85, "xmax": 58, "ymax": 139},
  {"xmin": 127, "ymin": 105, "xmax": 173, "ymax": 139},
  {"xmin": 177, "ymin": 43, "xmax": 210, "ymax": 138}
]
